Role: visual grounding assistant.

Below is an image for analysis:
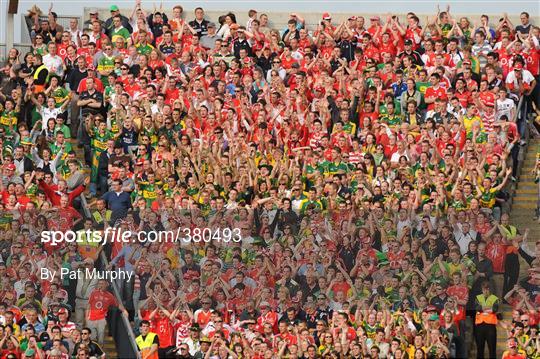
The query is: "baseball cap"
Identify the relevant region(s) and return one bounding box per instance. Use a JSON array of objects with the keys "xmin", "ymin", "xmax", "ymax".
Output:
[
  {"xmin": 370, "ymin": 15, "xmax": 381, "ymax": 21},
  {"xmin": 348, "ymin": 16, "xmax": 357, "ymax": 21},
  {"xmin": 404, "ymin": 39, "xmax": 413, "ymax": 46},
  {"xmin": 208, "ymin": 22, "xmax": 216, "ymax": 28},
  {"xmin": 462, "ymin": 59, "xmax": 471, "ymax": 65},
  {"xmin": 24, "ymin": 349, "xmax": 35, "ymax": 358},
  {"xmin": 230, "ymin": 23, "xmax": 240, "ymax": 30},
  {"xmin": 514, "ymin": 62, "xmax": 524, "ymax": 70},
  {"xmin": 110, "ymin": 5, "xmax": 119, "ymax": 12},
  {"xmin": 429, "ymin": 313, "xmax": 440, "ymax": 321},
  {"xmin": 322, "ymin": 12, "xmax": 331, "ymax": 20},
  {"xmin": 259, "ymin": 301, "xmax": 270, "ymax": 308},
  {"xmin": 57, "ymin": 308, "xmax": 69, "ymax": 314},
  {"xmin": 4, "ymin": 164, "xmax": 15, "ymax": 171},
  {"xmin": 89, "ymin": 8, "xmax": 98, "ymax": 14},
  {"xmin": 200, "ymin": 336, "xmax": 211, "ymax": 343}
]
